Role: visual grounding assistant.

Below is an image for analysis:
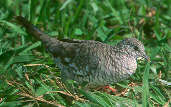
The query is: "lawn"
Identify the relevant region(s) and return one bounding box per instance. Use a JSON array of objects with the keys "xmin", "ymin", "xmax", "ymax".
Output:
[{"xmin": 0, "ymin": 0, "xmax": 170, "ymax": 107}]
